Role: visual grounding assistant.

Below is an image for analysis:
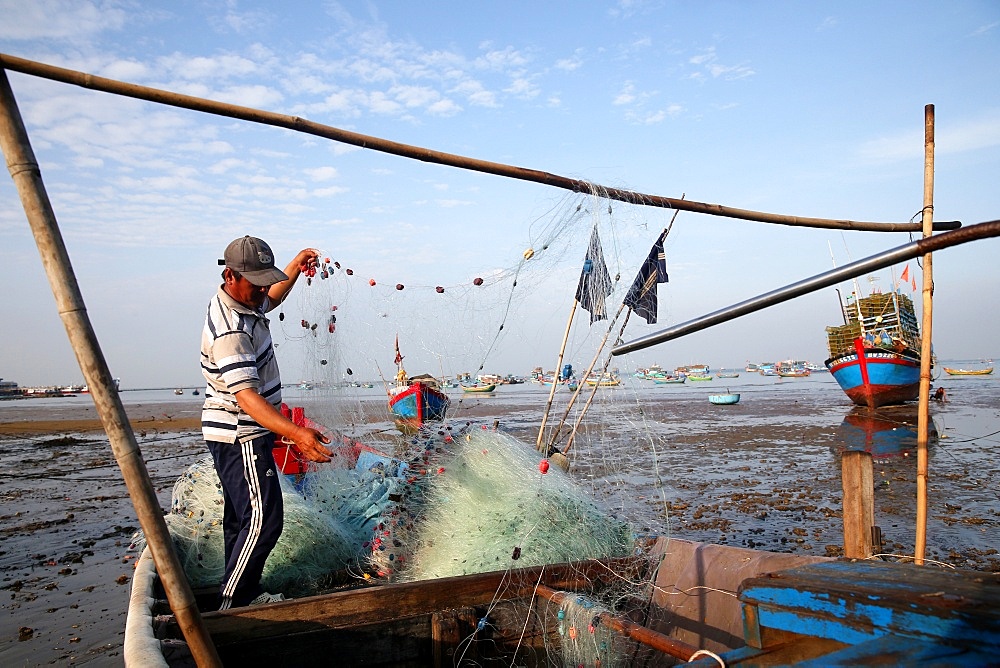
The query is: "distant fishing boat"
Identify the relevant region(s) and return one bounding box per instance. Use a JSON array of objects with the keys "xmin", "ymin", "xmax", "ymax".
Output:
[
  {"xmin": 584, "ymin": 373, "xmax": 621, "ymax": 387},
  {"xmin": 687, "ymin": 374, "xmax": 713, "ymax": 382},
  {"xmin": 776, "ymin": 361, "xmax": 811, "ymax": 378},
  {"xmin": 716, "ymin": 371, "xmax": 740, "ymax": 378},
  {"xmin": 943, "ymin": 364, "xmax": 993, "ymax": 376},
  {"xmin": 708, "ymin": 393, "xmax": 740, "ymax": 405},
  {"xmin": 173, "ymin": 388, "xmax": 183, "ymax": 395},
  {"xmin": 825, "ymin": 289, "xmax": 922, "ymax": 409},
  {"xmin": 191, "ymin": 388, "xmax": 200, "ymax": 396},
  {"xmin": 653, "ymin": 375, "xmax": 686, "ymax": 384},
  {"xmin": 461, "ymin": 383, "xmax": 496, "ymax": 393}
]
